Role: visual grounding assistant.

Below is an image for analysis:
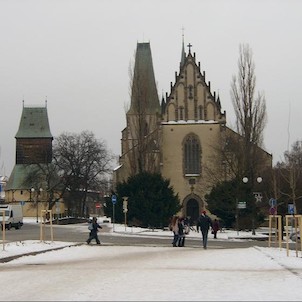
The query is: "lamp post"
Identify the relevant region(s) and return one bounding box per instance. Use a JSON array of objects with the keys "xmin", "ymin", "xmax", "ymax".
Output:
[
  {"xmin": 36, "ymin": 188, "xmax": 43, "ymax": 223},
  {"xmin": 31, "ymin": 187, "xmax": 35, "ymax": 220},
  {"xmin": 242, "ymin": 176, "xmax": 263, "ymax": 235},
  {"xmin": 30, "ymin": 187, "xmax": 35, "ymax": 202}
]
